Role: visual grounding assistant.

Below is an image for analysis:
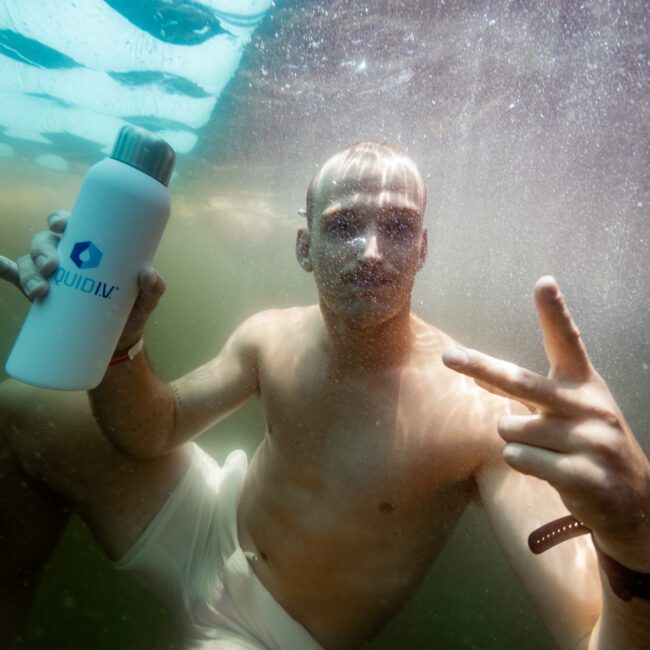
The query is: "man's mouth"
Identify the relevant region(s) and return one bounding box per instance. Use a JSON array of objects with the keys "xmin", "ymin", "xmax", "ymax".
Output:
[{"xmin": 344, "ymin": 269, "xmax": 392, "ymax": 289}]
